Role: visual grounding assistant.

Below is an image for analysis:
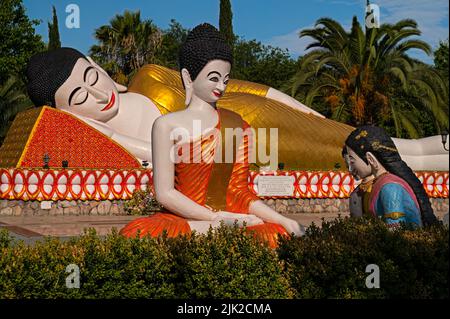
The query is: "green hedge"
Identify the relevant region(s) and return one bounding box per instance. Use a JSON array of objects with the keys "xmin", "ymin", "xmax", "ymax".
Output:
[
  {"xmin": 0, "ymin": 225, "xmax": 290, "ymax": 298},
  {"xmin": 277, "ymin": 217, "xmax": 449, "ymax": 299},
  {"xmin": 0, "ymin": 217, "xmax": 448, "ymax": 299}
]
